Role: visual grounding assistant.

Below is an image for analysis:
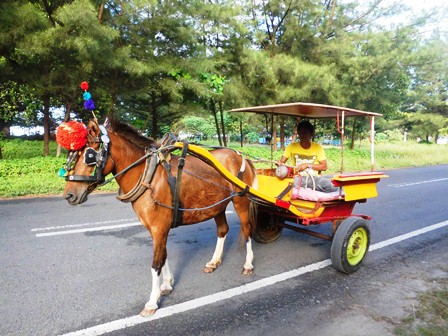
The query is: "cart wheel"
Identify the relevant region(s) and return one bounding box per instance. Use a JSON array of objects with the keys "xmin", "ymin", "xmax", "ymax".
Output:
[
  {"xmin": 331, "ymin": 217, "xmax": 370, "ymax": 274},
  {"xmin": 252, "ymin": 212, "xmax": 283, "ymax": 244}
]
